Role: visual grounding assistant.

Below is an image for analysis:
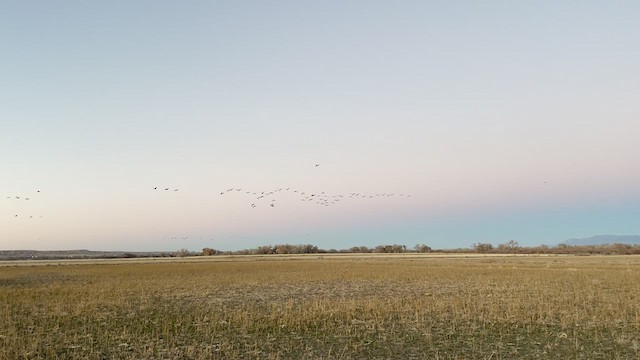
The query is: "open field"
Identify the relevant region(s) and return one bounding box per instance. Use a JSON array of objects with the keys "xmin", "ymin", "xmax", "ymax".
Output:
[
  {"xmin": 0, "ymin": 252, "xmax": 572, "ymax": 267},
  {"xmin": 1, "ymin": 255, "xmax": 639, "ymax": 359}
]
